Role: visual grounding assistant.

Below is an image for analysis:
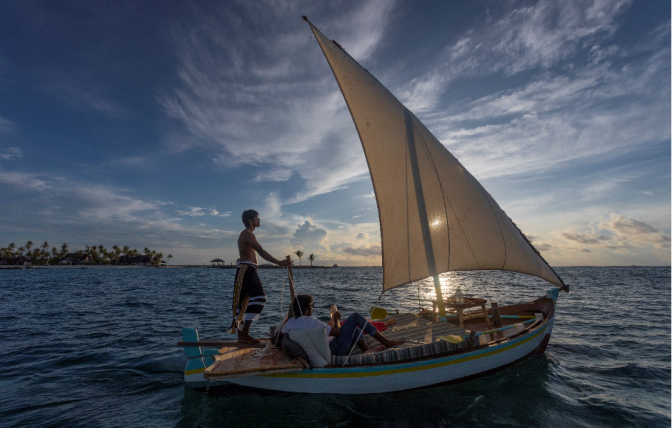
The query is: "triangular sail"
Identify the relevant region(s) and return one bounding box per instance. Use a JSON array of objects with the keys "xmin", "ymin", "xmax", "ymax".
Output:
[{"xmin": 306, "ymin": 19, "xmax": 565, "ymax": 292}]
